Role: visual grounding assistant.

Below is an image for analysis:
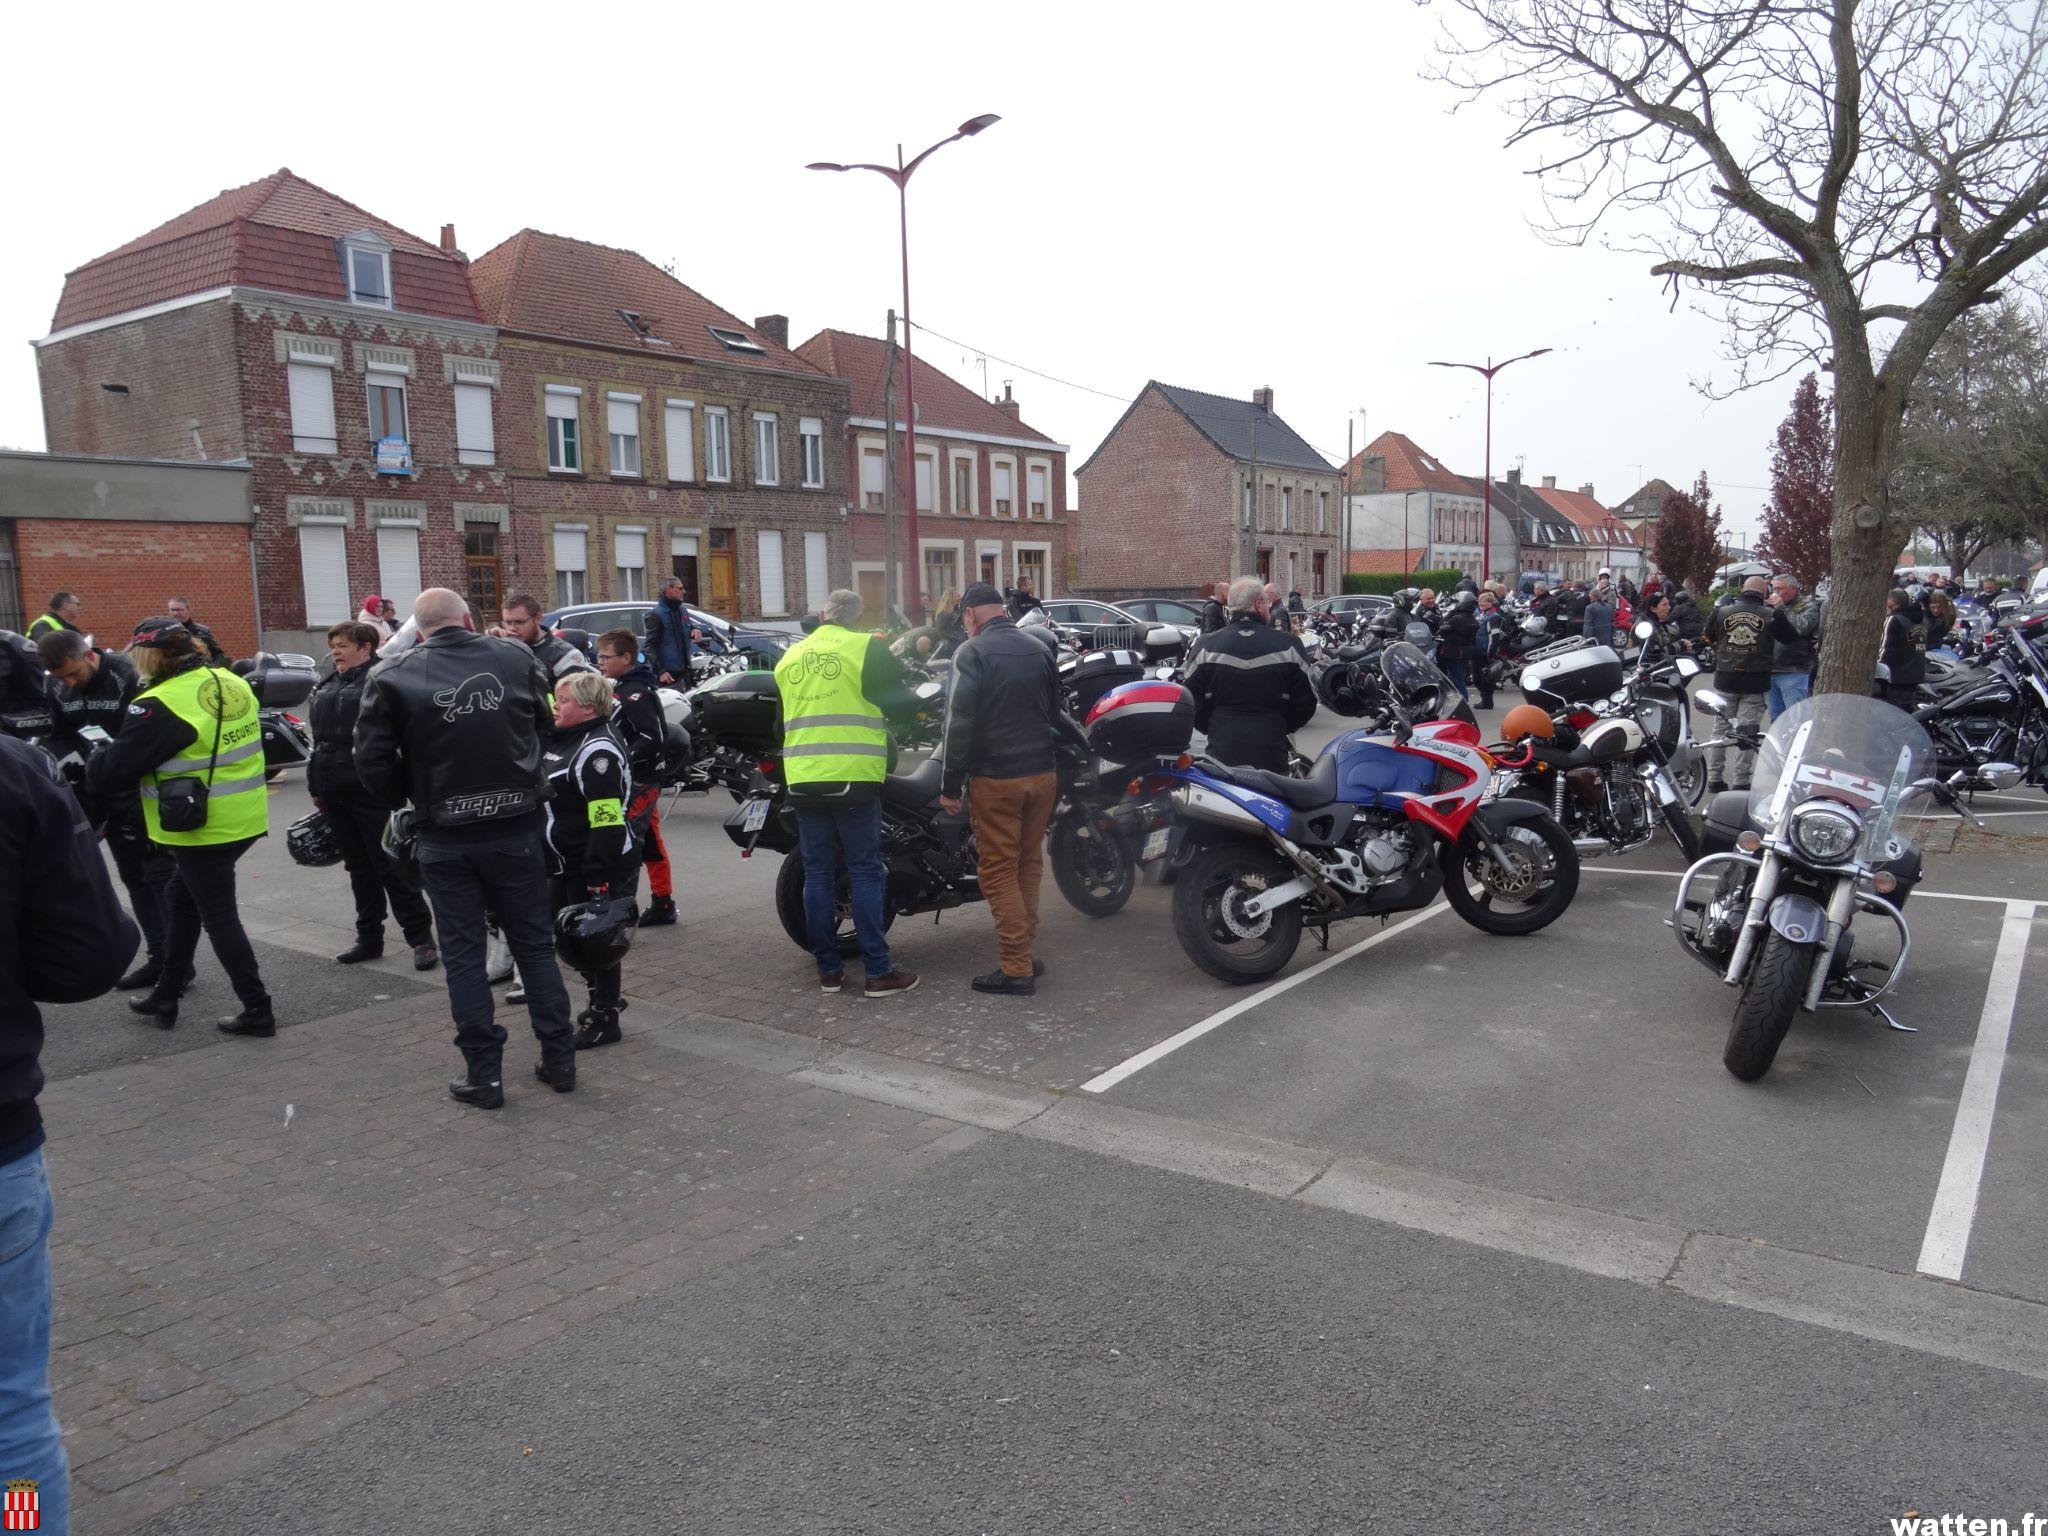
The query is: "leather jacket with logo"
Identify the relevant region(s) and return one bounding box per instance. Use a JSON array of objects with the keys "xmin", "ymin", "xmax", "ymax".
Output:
[
  {"xmin": 353, "ymin": 629, "xmax": 556, "ymax": 833},
  {"xmin": 1183, "ymin": 616, "xmax": 1316, "ymax": 774},
  {"xmin": 1707, "ymin": 593, "xmax": 1795, "ymax": 693},
  {"xmin": 541, "ymin": 718, "xmax": 637, "ymax": 888}
]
